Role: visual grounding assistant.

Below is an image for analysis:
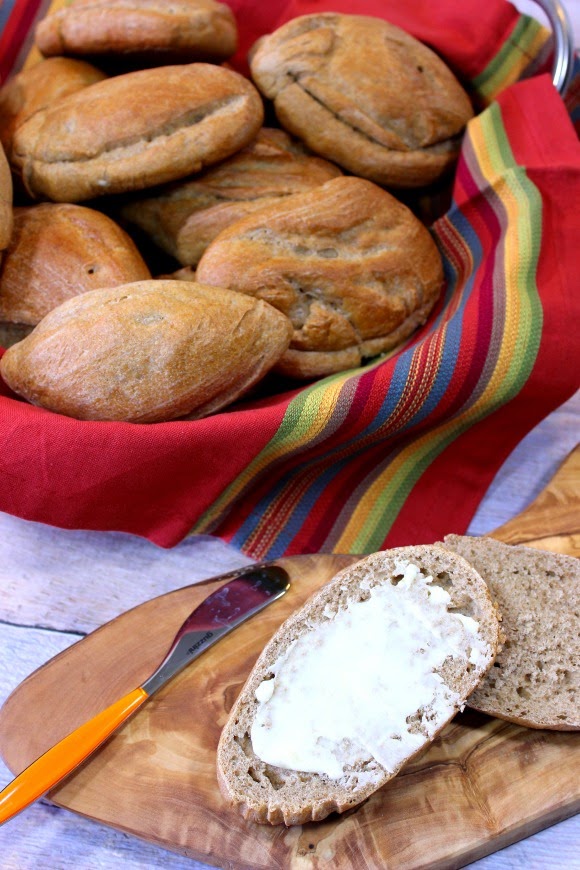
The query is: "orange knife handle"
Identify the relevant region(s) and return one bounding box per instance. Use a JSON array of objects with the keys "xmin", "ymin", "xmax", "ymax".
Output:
[{"xmin": 0, "ymin": 686, "xmax": 148, "ymax": 825}]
